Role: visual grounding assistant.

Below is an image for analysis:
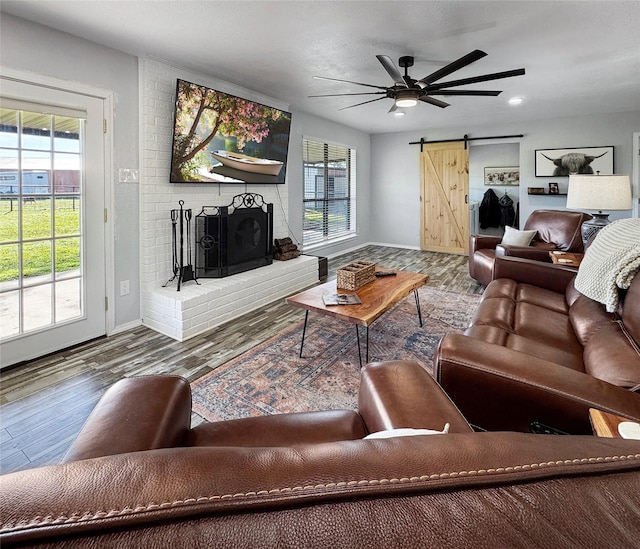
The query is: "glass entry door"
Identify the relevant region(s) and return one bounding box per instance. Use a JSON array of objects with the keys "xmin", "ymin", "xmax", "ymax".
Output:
[{"xmin": 0, "ymin": 78, "xmax": 106, "ymax": 368}]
